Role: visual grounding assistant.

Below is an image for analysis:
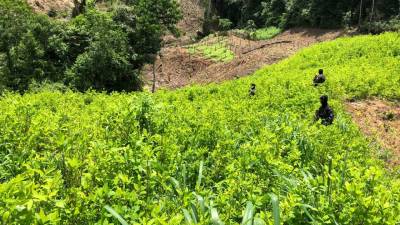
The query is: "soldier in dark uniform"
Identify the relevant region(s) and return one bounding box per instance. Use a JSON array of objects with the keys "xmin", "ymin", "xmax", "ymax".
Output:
[
  {"xmin": 249, "ymin": 83, "xmax": 256, "ymax": 97},
  {"xmin": 313, "ymin": 69, "xmax": 326, "ymax": 86},
  {"xmin": 315, "ymin": 95, "xmax": 334, "ymax": 125}
]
